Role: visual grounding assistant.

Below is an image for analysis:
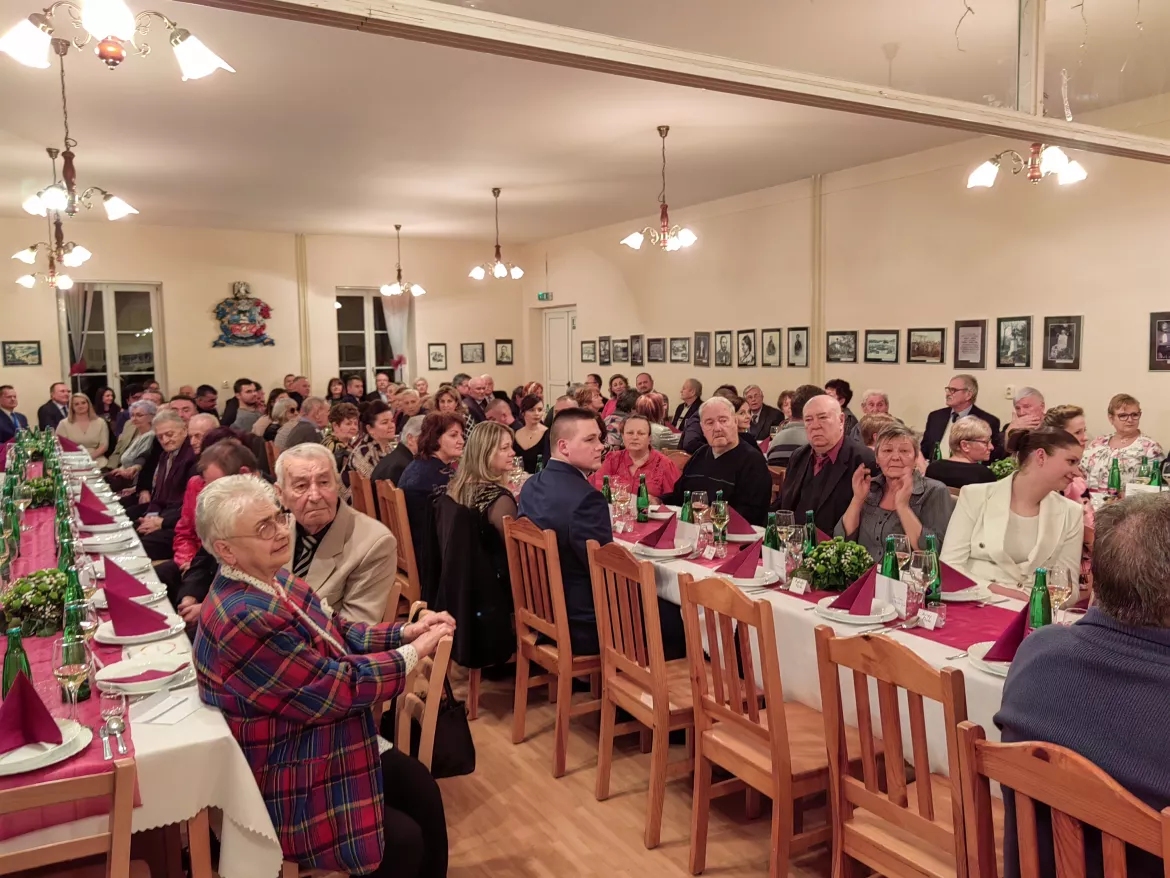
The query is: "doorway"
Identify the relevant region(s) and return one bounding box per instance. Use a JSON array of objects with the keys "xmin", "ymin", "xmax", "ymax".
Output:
[
  {"xmin": 542, "ymin": 307, "xmax": 577, "ymax": 398},
  {"xmin": 61, "ymin": 283, "xmax": 165, "ymax": 400}
]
